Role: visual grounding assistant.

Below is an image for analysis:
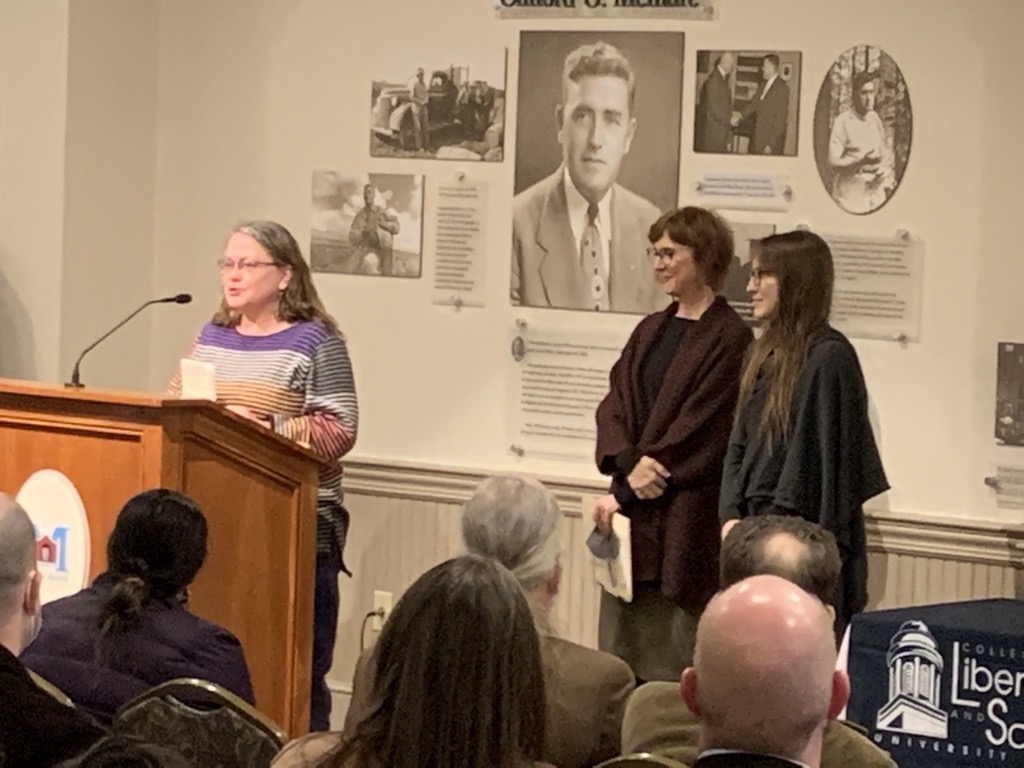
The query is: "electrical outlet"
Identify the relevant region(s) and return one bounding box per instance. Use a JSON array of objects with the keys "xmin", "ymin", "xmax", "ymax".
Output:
[{"xmin": 372, "ymin": 590, "xmax": 392, "ymax": 631}]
